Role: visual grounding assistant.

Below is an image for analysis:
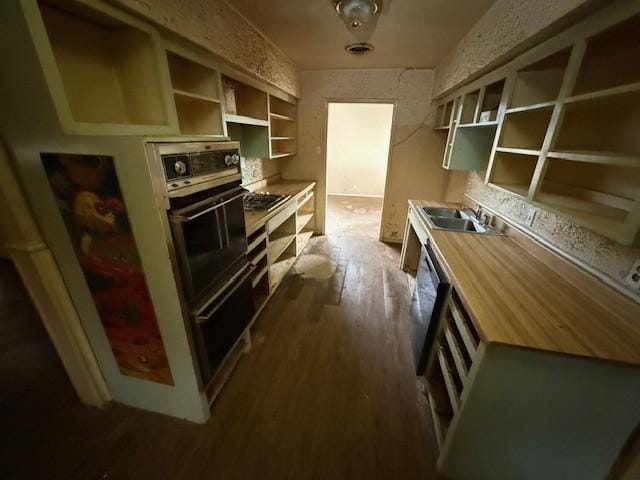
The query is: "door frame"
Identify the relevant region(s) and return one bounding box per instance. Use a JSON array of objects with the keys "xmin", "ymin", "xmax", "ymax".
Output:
[{"xmin": 322, "ymin": 99, "xmax": 398, "ymax": 240}]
